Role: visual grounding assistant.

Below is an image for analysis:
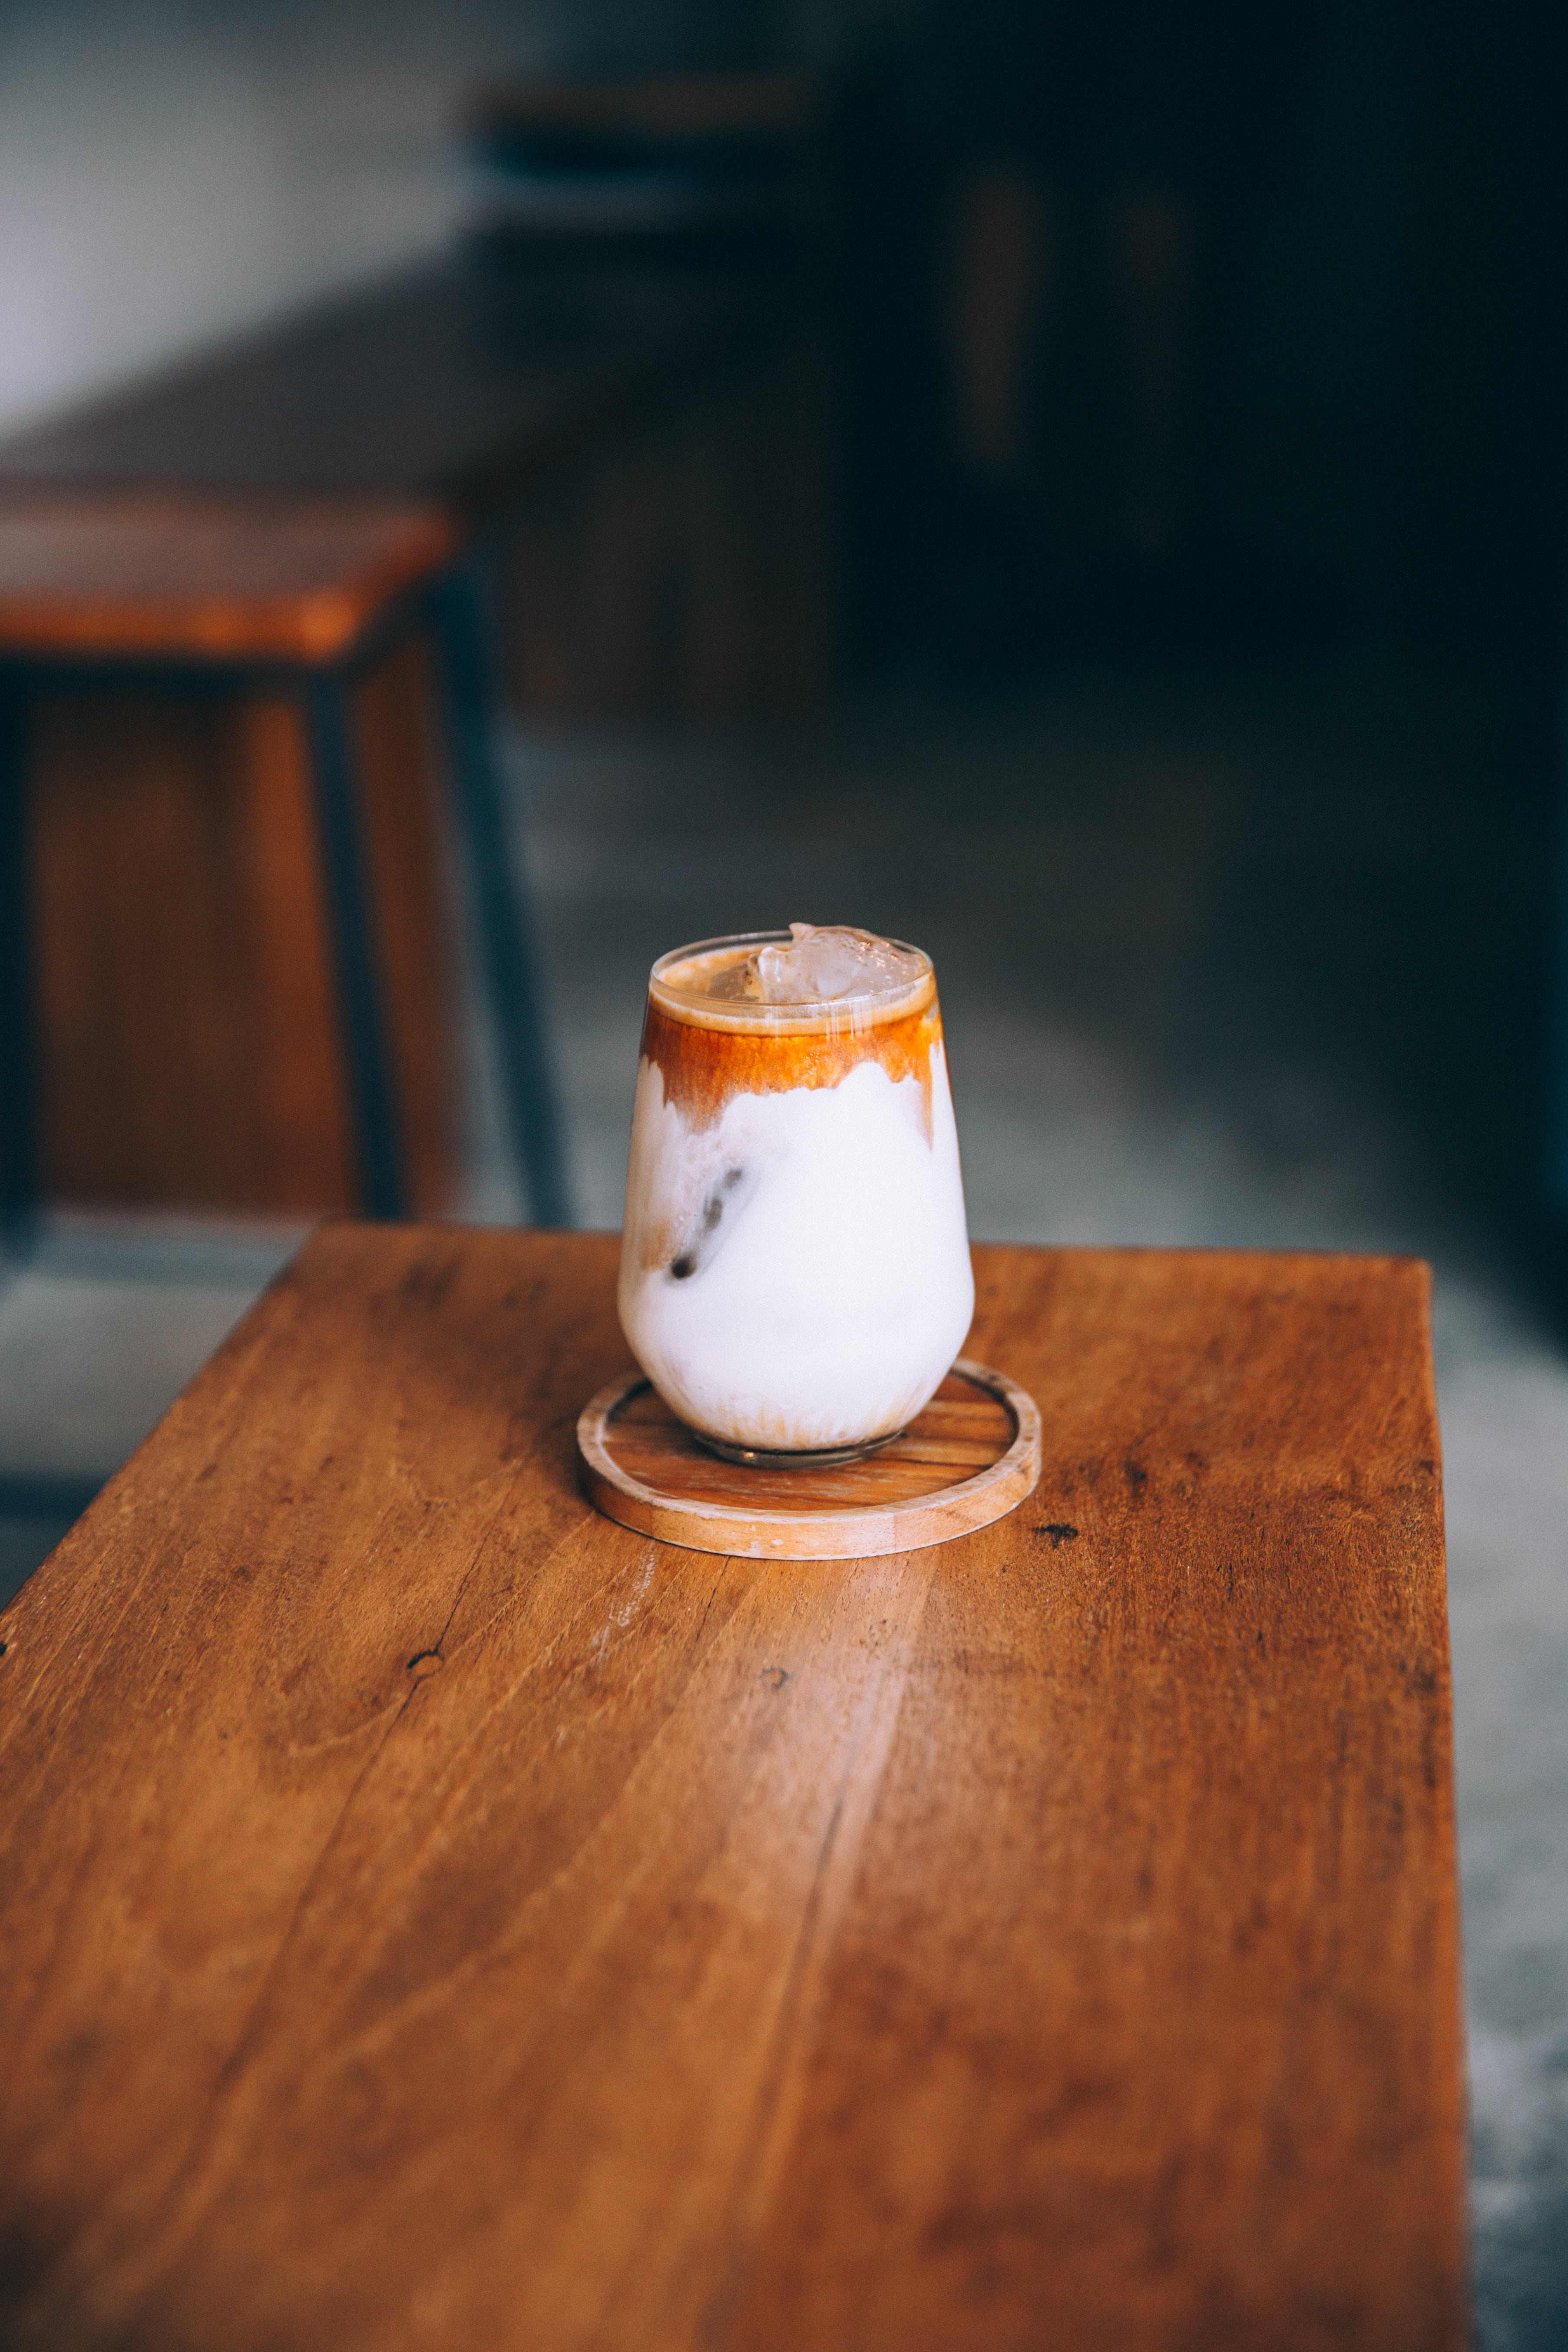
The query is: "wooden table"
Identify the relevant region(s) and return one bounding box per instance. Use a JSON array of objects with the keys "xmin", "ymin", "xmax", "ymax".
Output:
[
  {"xmin": 0, "ymin": 250, "xmax": 834, "ymax": 722},
  {"xmin": 0, "ymin": 1230, "xmax": 1467, "ymax": 2350},
  {"xmin": 0, "ymin": 259, "xmax": 737, "ymax": 505}
]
